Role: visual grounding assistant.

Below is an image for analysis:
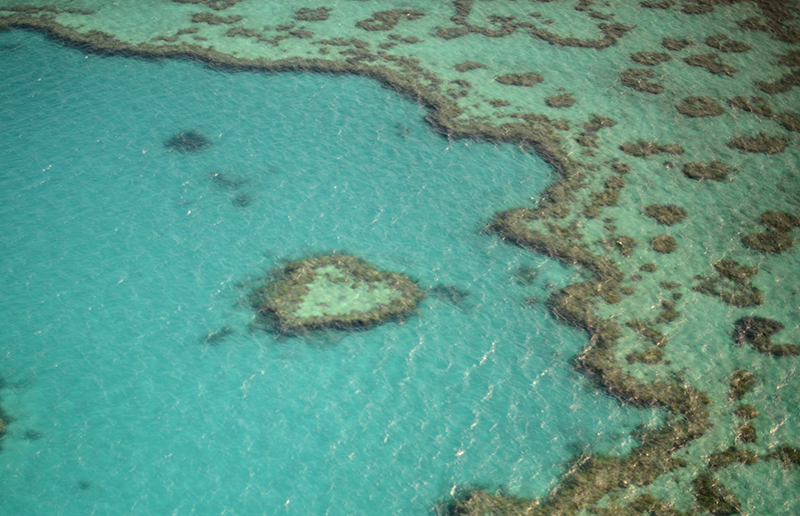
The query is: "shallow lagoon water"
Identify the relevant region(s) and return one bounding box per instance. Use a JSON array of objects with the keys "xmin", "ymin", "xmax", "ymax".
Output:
[{"xmin": 0, "ymin": 30, "xmax": 661, "ymax": 515}]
